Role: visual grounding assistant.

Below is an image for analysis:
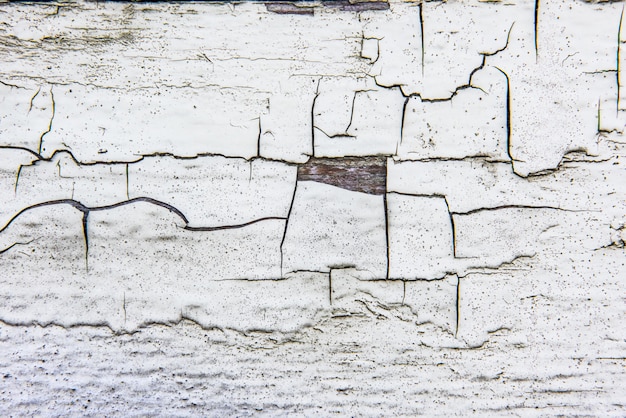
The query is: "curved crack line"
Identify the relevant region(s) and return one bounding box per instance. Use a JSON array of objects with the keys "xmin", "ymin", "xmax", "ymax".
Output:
[
  {"xmin": 1, "ymin": 198, "xmax": 290, "ymax": 273},
  {"xmin": 185, "ymin": 217, "xmax": 286, "ymax": 232},
  {"xmin": 0, "ymin": 239, "xmax": 38, "ymax": 255},
  {"xmin": 372, "ymin": 21, "xmax": 514, "ymax": 101},
  {"xmin": 450, "ymin": 204, "xmax": 589, "ymax": 216}
]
